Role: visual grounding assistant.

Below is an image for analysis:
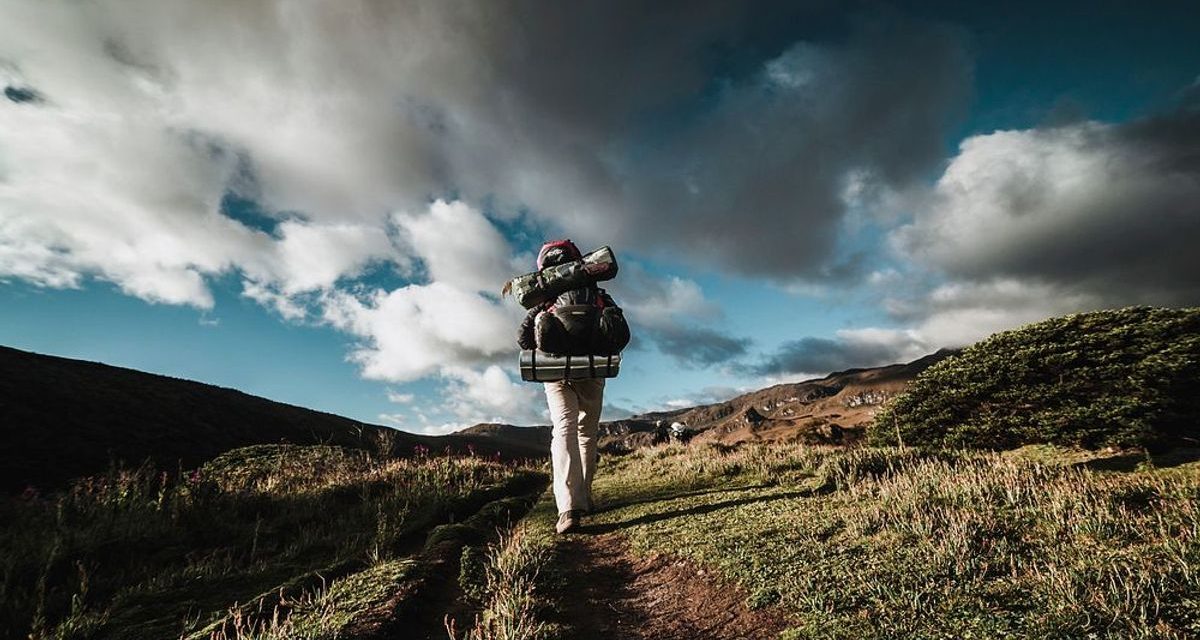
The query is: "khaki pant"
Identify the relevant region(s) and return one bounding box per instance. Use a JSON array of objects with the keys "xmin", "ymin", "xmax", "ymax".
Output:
[{"xmin": 544, "ymin": 378, "xmax": 605, "ymax": 514}]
